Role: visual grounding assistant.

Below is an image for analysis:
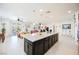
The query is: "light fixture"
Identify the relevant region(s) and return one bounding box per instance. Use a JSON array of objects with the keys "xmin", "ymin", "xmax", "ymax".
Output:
[
  {"xmin": 33, "ymin": 23, "xmax": 36, "ymax": 26},
  {"xmin": 39, "ymin": 9, "xmax": 43, "ymax": 12},
  {"xmin": 68, "ymin": 10, "xmax": 72, "ymax": 14},
  {"xmin": 46, "ymin": 11, "xmax": 51, "ymax": 13},
  {"xmin": 33, "ymin": 10, "xmax": 36, "ymax": 12},
  {"xmin": 33, "ymin": 9, "xmax": 52, "ymax": 19}
]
